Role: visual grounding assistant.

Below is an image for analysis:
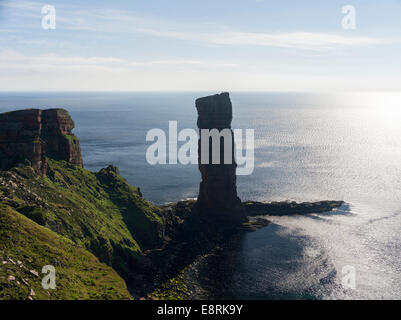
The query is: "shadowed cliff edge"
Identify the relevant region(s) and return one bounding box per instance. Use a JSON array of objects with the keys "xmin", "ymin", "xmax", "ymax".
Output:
[{"xmin": 0, "ymin": 94, "xmax": 344, "ymax": 300}]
